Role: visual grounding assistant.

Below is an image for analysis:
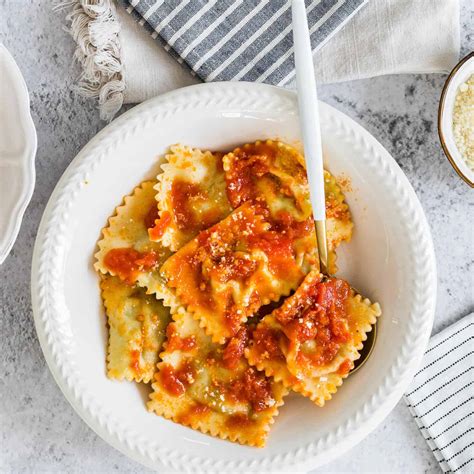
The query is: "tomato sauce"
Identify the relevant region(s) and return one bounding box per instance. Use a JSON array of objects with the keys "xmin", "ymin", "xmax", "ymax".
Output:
[
  {"xmin": 159, "ymin": 361, "xmax": 195, "ymax": 397},
  {"xmin": 226, "ymin": 367, "xmax": 274, "ymax": 412},
  {"xmin": 224, "ymin": 143, "xmax": 311, "ymax": 231},
  {"xmin": 177, "ymin": 403, "xmax": 211, "ymax": 425},
  {"xmin": 163, "ymin": 203, "xmax": 304, "ymax": 336},
  {"xmin": 166, "ymin": 207, "xmax": 262, "ymax": 333},
  {"xmin": 144, "ymin": 204, "xmax": 160, "ymax": 230},
  {"xmin": 225, "ymin": 154, "xmax": 269, "ymax": 208},
  {"xmin": 129, "ymin": 349, "xmax": 140, "ymax": 373},
  {"xmin": 170, "ymin": 179, "xmax": 224, "ymax": 233},
  {"xmin": 223, "ymin": 327, "xmax": 249, "ymax": 369},
  {"xmin": 103, "ymin": 248, "xmax": 159, "ymax": 284},
  {"xmin": 148, "ymin": 211, "xmax": 171, "ymax": 240},
  {"xmin": 274, "ymin": 277, "xmax": 351, "ymax": 368},
  {"xmin": 248, "ymin": 230, "xmax": 296, "ymax": 279},
  {"xmin": 297, "ymin": 342, "xmax": 340, "ymax": 368},
  {"xmin": 226, "ymin": 414, "xmax": 253, "ymax": 429},
  {"xmin": 222, "ymin": 293, "xmax": 244, "ymax": 337},
  {"xmin": 223, "ymin": 141, "xmax": 314, "ymax": 286},
  {"xmin": 225, "ymin": 143, "xmax": 278, "ymax": 207},
  {"xmin": 164, "ymin": 249, "xmax": 217, "ymax": 315},
  {"xmin": 337, "ymin": 359, "xmax": 353, "ymax": 375},
  {"xmin": 252, "ymin": 325, "xmax": 285, "ymax": 361},
  {"xmin": 223, "ymin": 290, "xmax": 263, "ymax": 337},
  {"xmin": 326, "ymin": 195, "xmax": 350, "ymax": 221},
  {"xmin": 208, "ymin": 253, "xmax": 258, "ymax": 283},
  {"xmin": 272, "ymin": 211, "xmax": 313, "ymax": 240},
  {"xmin": 171, "ymin": 180, "xmax": 205, "ymax": 231}
]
